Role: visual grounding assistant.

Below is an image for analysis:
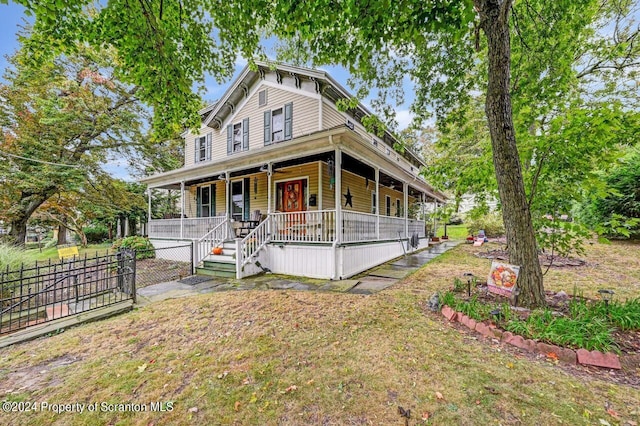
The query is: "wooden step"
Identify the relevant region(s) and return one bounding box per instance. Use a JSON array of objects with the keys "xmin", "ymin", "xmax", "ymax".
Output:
[
  {"xmin": 195, "ymin": 267, "xmax": 236, "ymax": 278},
  {"xmin": 202, "ymin": 260, "xmax": 236, "ymax": 271},
  {"xmin": 204, "ymin": 254, "xmax": 235, "ymax": 263}
]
